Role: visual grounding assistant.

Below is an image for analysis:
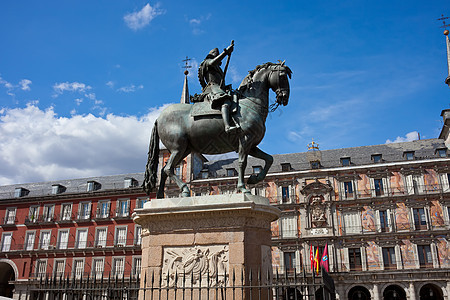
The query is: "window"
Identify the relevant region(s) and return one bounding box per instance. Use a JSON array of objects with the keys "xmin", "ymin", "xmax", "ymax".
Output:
[
  {"xmin": 14, "ymin": 187, "xmax": 29, "ymax": 198},
  {"xmin": 54, "ymin": 260, "xmax": 65, "ymax": 277},
  {"xmin": 97, "ymin": 201, "xmax": 110, "ymax": 218},
  {"xmin": 253, "ymin": 166, "xmax": 262, "ymax": 174},
  {"xmin": 124, "ymin": 177, "xmax": 138, "ymax": 188},
  {"xmin": 281, "ymin": 216, "xmax": 297, "ymax": 238},
  {"xmin": 379, "ymin": 210, "xmax": 389, "ymax": 232},
  {"xmin": 112, "ymin": 257, "xmax": 125, "ymax": 277},
  {"xmin": 284, "ymin": 252, "xmax": 296, "ymax": 274},
  {"xmin": 57, "ymin": 229, "xmax": 69, "ymax": 249},
  {"xmin": 28, "ymin": 206, "xmax": 39, "ymax": 223},
  {"xmin": 61, "ymin": 203, "xmax": 72, "ymax": 221},
  {"xmin": 78, "ymin": 202, "xmax": 91, "ymax": 220},
  {"xmin": 136, "ymin": 198, "xmax": 148, "ymax": 209},
  {"xmin": 39, "ymin": 231, "xmax": 51, "ymax": 250},
  {"xmin": 281, "ymin": 186, "xmax": 290, "ymax": 203},
  {"xmin": 343, "ymin": 212, "xmax": 360, "ymax": 234},
  {"xmin": 281, "ymin": 163, "xmax": 291, "ymax": 172},
  {"xmin": 42, "ymin": 204, "xmax": 55, "ymax": 222},
  {"xmin": 412, "ymin": 208, "xmax": 427, "ymax": 230},
  {"xmin": 436, "ymin": 148, "xmax": 447, "ymax": 158},
  {"xmin": 372, "ymin": 154, "xmax": 382, "ymax": 163},
  {"xmin": 226, "ymin": 168, "xmax": 236, "ymax": 177},
  {"xmin": 36, "ymin": 260, "xmax": 47, "ymax": 278},
  {"xmin": 76, "ymin": 229, "xmax": 88, "ymax": 249},
  {"xmin": 310, "ymin": 161, "xmax": 320, "ymax": 169},
  {"xmin": 374, "ymin": 179, "xmax": 384, "ymax": 196},
  {"xmin": 405, "ymin": 174, "xmax": 424, "ymax": 194},
  {"xmin": 382, "ymin": 247, "xmax": 396, "ymax": 269},
  {"xmin": 4, "ymin": 208, "xmax": 16, "ymax": 225},
  {"xmin": 87, "ymin": 181, "xmax": 101, "ymax": 192},
  {"xmin": 341, "ymin": 157, "xmax": 351, "ymax": 166},
  {"xmin": 1, "ymin": 233, "xmax": 12, "ymax": 252},
  {"xmin": 404, "ymin": 151, "xmax": 415, "ymax": 161},
  {"xmin": 95, "ymin": 228, "xmax": 107, "ymax": 247},
  {"xmin": 348, "ymin": 248, "xmax": 362, "ymax": 271},
  {"xmin": 135, "ymin": 226, "xmax": 142, "ymax": 246},
  {"xmin": 417, "ymin": 245, "xmax": 432, "ymax": 268},
  {"xmin": 132, "ymin": 257, "xmax": 142, "ymax": 276},
  {"xmin": 52, "ymin": 184, "xmax": 65, "ymax": 195},
  {"xmin": 73, "ymin": 259, "xmax": 84, "ymax": 279},
  {"xmin": 116, "ymin": 199, "xmax": 129, "ymax": 217},
  {"xmin": 343, "ymin": 181, "xmax": 354, "ymax": 199},
  {"xmin": 92, "ymin": 258, "xmax": 104, "ymax": 279},
  {"xmin": 25, "ymin": 231, "xmax": 35, "ymax": 250},
  {"xmin": 200, "ymin": 171, "xmax": 208, "ymax": 179},
  {"xmin": 115, "ymin": 227, "xmax": 127, "ymax": 246},
  {"xmin": 175, "ymin": 166, "xmax": 182, "ymax": 178}
]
